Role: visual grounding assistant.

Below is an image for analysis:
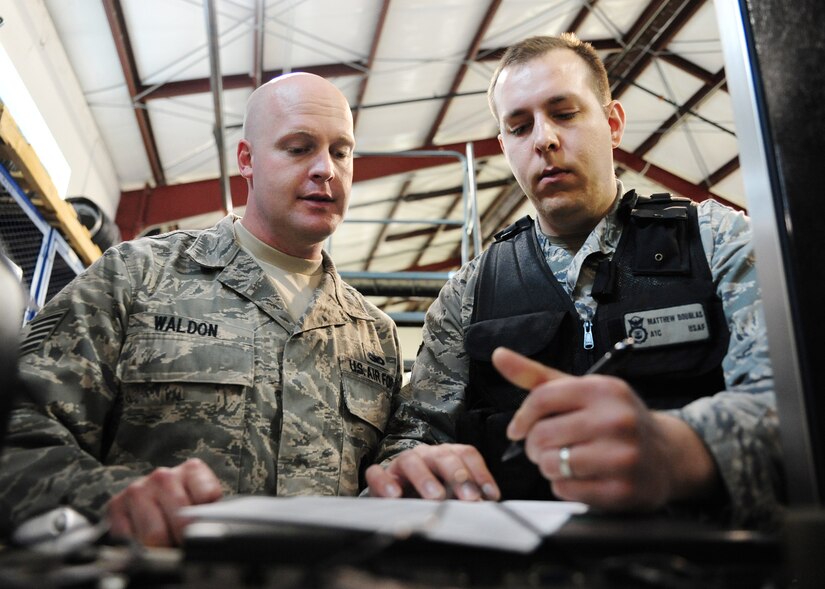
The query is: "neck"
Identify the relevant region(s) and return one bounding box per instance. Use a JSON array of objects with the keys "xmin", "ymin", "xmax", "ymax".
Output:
[
  {"xmin": 239, "ymin": 218, "xmax": 323, "ymax": 261},
  {"xmin": 540, "ymin": 182, "xmax": 619, "ymax": 237}
]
